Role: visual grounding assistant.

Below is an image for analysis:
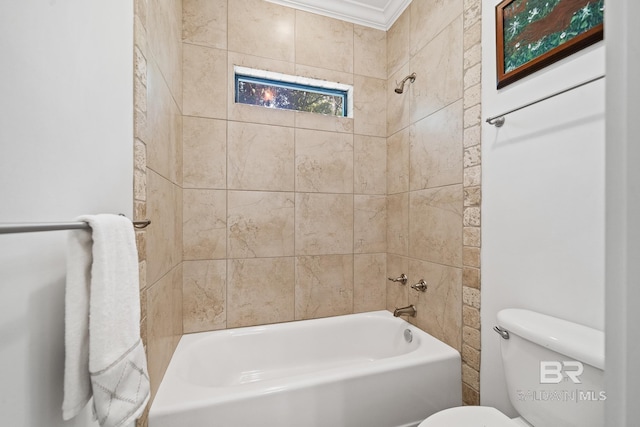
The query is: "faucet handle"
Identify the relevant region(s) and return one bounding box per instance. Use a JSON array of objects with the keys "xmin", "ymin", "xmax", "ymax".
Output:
[
  {"xmin": 411, "ymin": 279, "xmax": 427, "ymax": 292},
  {"xmin": 387, "ymin": 273, "xmax": 408, "ymax": 285}
]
